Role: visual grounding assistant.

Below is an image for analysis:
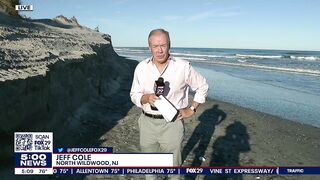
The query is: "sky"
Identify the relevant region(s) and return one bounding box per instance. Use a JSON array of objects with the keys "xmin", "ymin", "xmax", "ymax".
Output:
[{"xmin": 20, "ymin": 0, "xmax": 320, "ymax": 51}]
